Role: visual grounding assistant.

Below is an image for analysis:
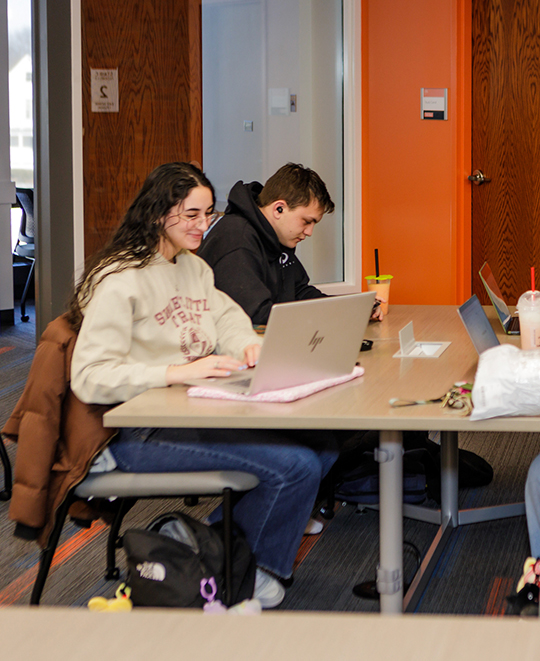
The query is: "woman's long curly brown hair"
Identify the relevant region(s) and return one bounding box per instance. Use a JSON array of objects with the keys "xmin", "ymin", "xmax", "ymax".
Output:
[{"xmin": 67, "ymin": 162, "xmax": 215, "ymax": 332}]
